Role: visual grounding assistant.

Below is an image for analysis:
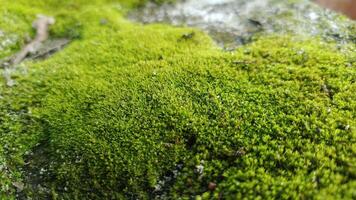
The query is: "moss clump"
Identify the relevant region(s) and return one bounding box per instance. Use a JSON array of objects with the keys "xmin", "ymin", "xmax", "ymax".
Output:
[{"xmin": 0, "ymin": 0, "xmax": 355, "ymax": 199}]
